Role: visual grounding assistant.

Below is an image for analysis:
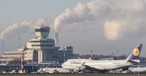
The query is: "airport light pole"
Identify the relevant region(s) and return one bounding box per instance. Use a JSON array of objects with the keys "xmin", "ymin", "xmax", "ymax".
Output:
[
  {"xmin": 64, "ymin": 48, "xmax": 66, "ymax": 62},
  {"xmin": 19, "ymin": 47, "xmax": 27, "ymax": 73},
  {"xmin": 117, "ymin": 50, "xmax": 119, "ymax": 59},
  {"xmin": 90, "ymin": 50, "xmax": 93, "ymax": 59},
  {"xmin": 21, "ymin": 49, "xmax": 24, "ymax": 70}
]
